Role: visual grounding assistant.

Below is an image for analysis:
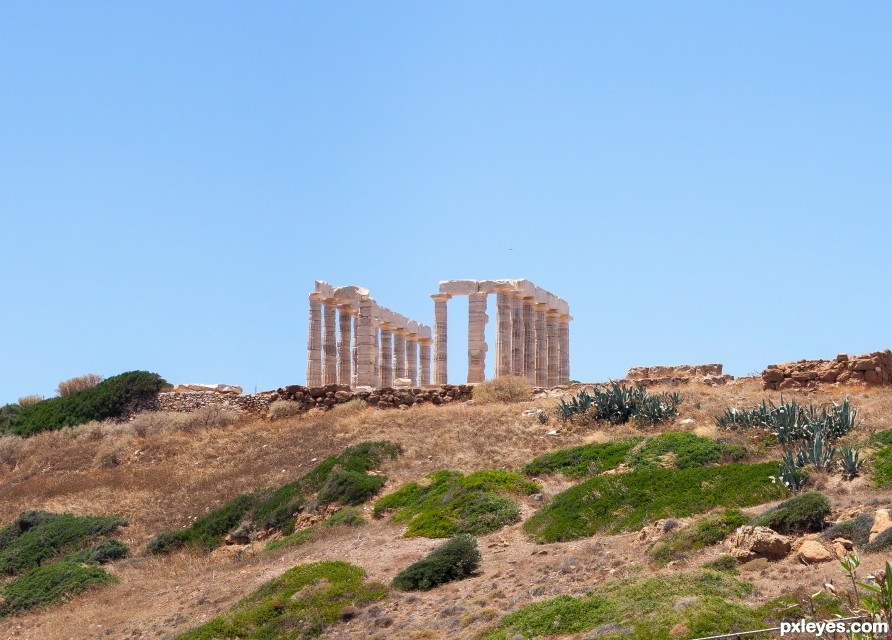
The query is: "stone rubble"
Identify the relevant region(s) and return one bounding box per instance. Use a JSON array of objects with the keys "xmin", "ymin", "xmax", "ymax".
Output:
[{"xmin": 762, "ymin": 350, "xmax": 892, "ymax": 390}]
